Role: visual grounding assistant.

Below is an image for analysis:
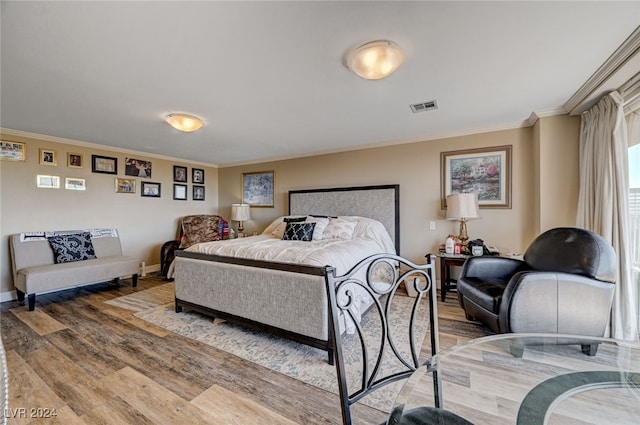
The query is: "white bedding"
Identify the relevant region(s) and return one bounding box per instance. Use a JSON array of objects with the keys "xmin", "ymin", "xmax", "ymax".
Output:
[
  {"xmin": 184, "ymin": 216, "xmax": 396, "ymax": 275},
  {"xmin": 177, "ymin": 216, "xmax": 396, "ymax": 333}
]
